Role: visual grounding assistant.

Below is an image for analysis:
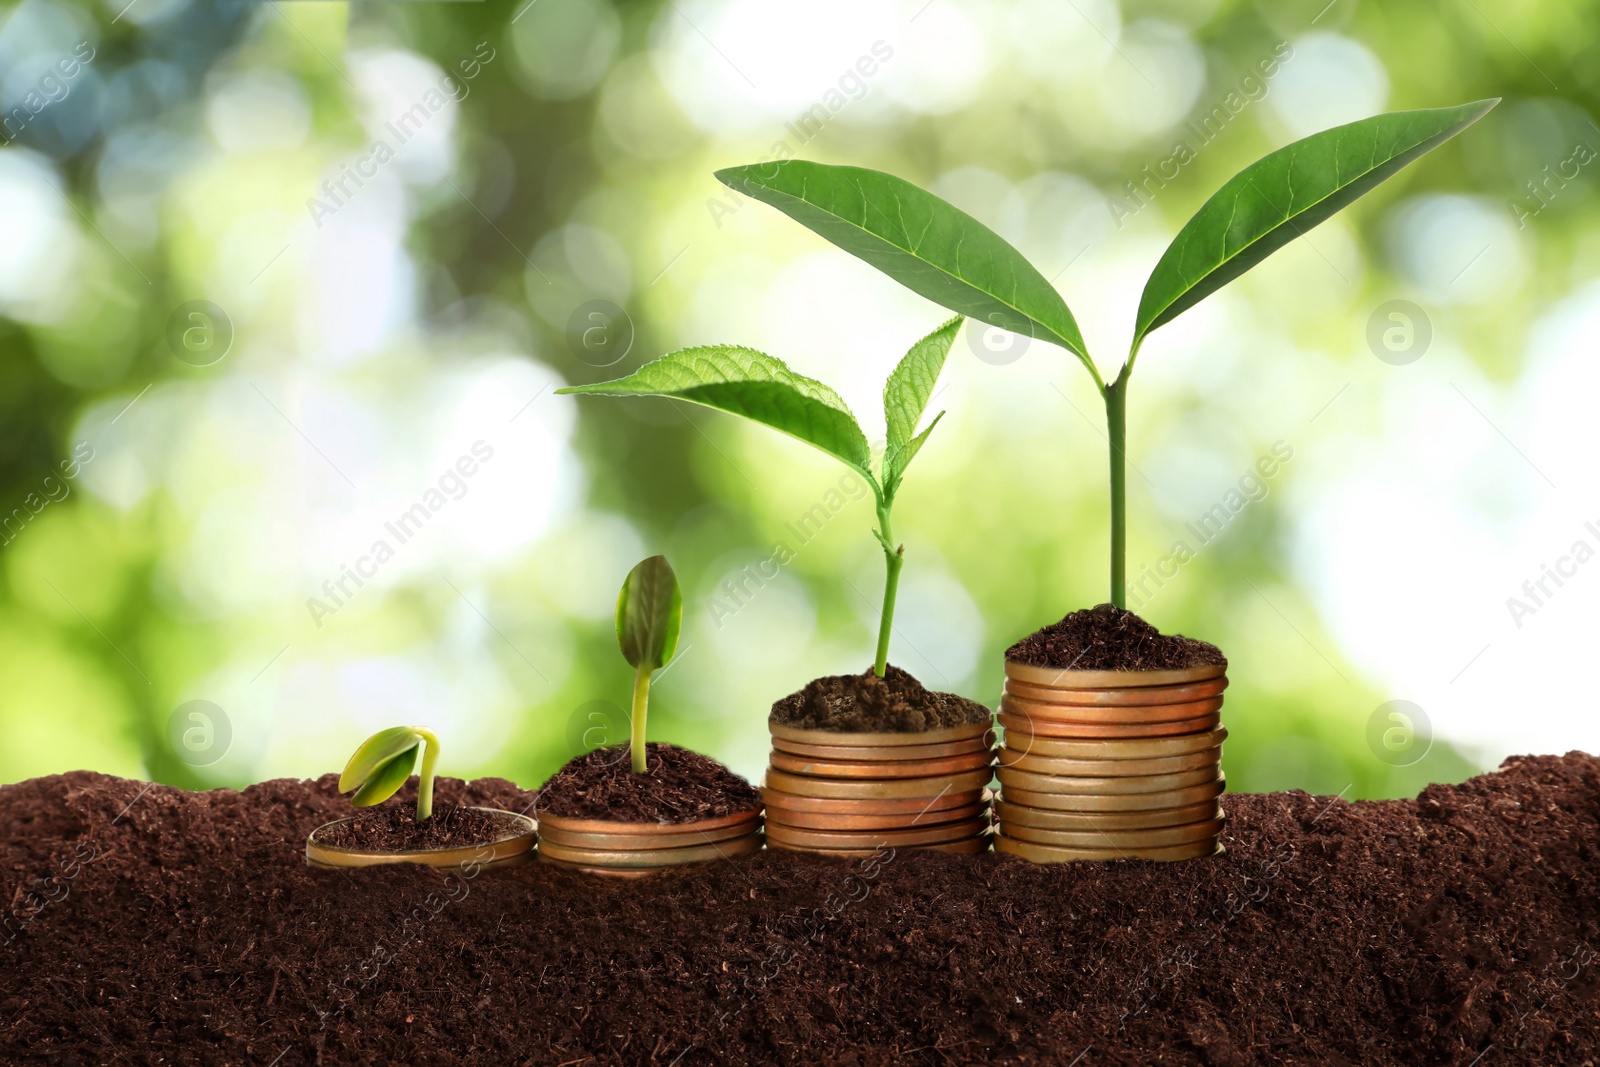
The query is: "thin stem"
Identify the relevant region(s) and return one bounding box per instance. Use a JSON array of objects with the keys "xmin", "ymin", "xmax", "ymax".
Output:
[
  {"xmin": 414, "ymin": 727, "xmax": 440, "ymax": 821},
  {"xmin": 874, "ymin": 499, "xmax": 903, "ymax": 677},
  {"xmin": 1105, "ymin": 370, "xmax": 1129, "ymax": 609},
  {"xmin": 630, "ymin": 663, "xmax": 651, "ymax": 774}
]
